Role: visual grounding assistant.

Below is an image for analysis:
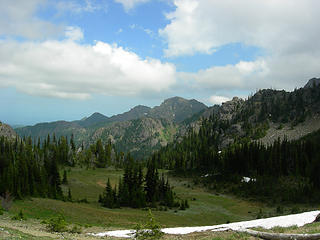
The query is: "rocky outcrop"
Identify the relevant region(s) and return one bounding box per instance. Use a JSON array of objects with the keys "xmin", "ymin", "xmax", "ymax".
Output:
[
  {"xmin": 304, "ymin": 77, "xmax": 320, "ymax": 88},
  {"xmin": 0, "ymin": 122, "xmax": 17, "ymax": 139},
  {"xmin": 219, "ymin": 97, "xmax": 244, "ymax": 121}
]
